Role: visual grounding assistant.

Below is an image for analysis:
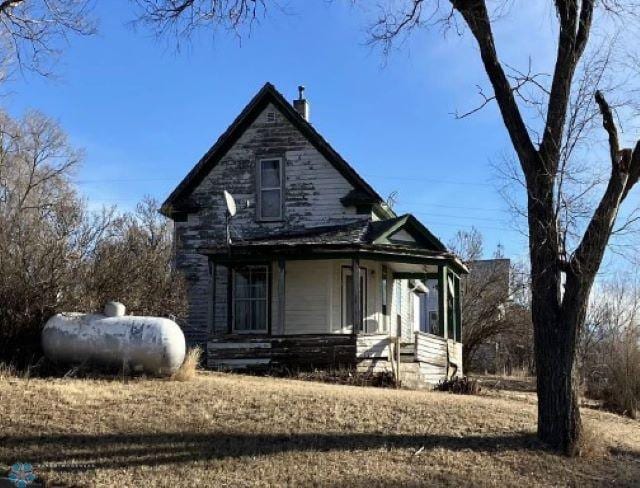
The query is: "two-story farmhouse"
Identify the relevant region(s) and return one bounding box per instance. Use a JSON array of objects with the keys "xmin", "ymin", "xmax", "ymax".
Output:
[{"xmin": 161, "ymin": 83, "xmax": 468, "ymax": 385}]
